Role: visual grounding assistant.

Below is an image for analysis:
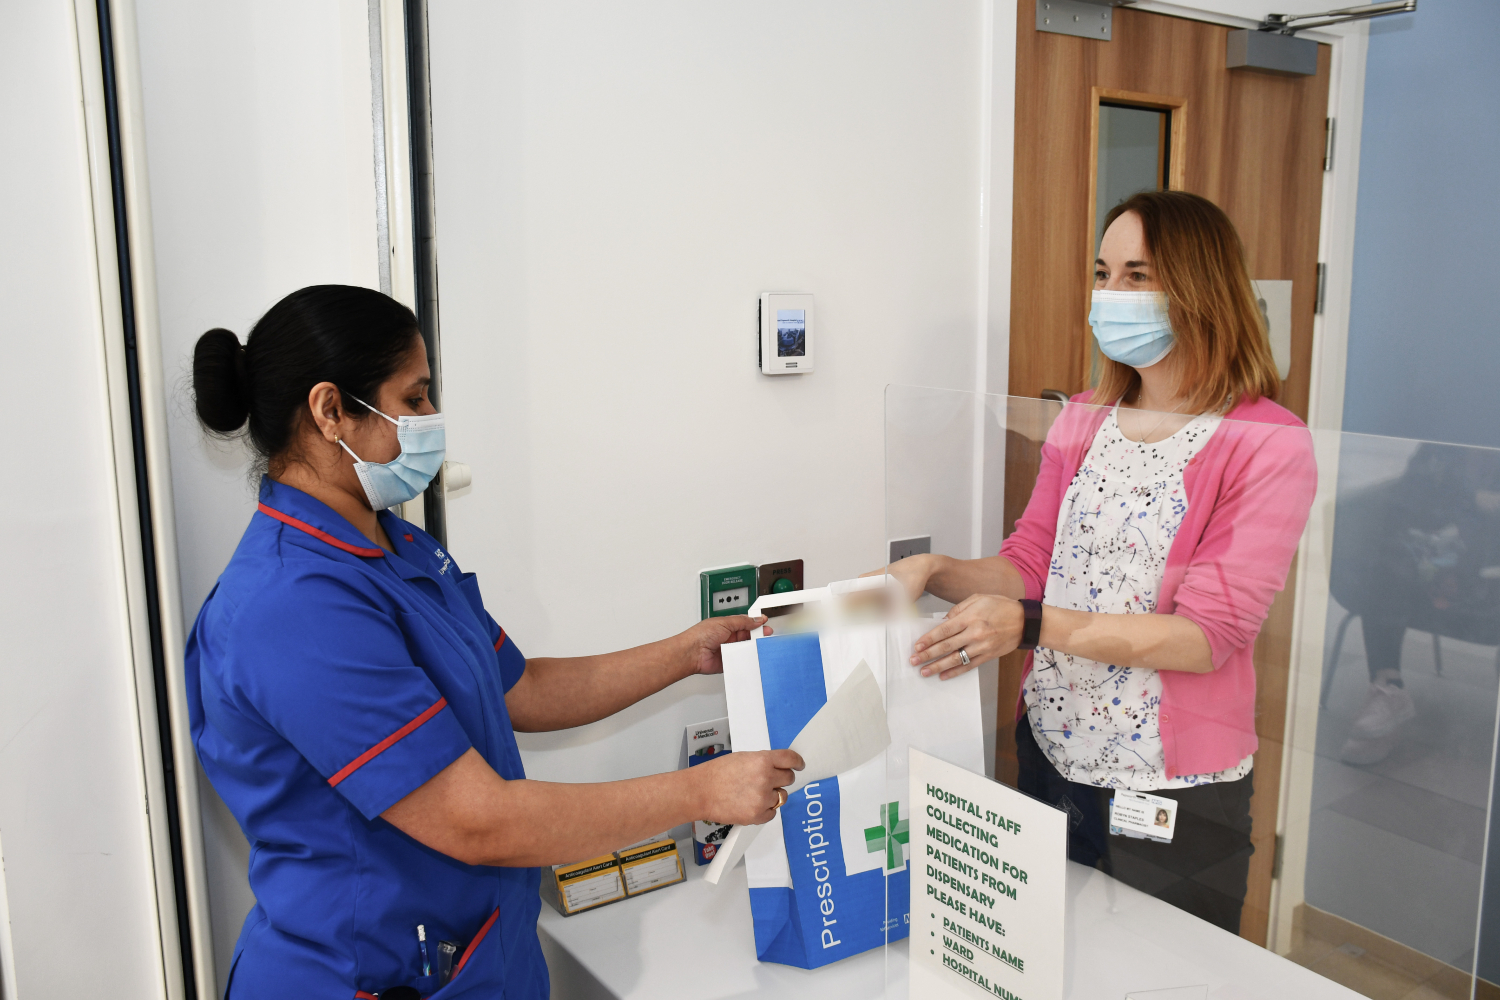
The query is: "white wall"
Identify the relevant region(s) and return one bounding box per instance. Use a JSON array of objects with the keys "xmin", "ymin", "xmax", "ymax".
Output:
[
  {"xmin": 0, "ymin": 2, "xmax": 169, "ymax": 996},
  {"xmin": 131, "ymin": 1, "xmax": 381, "ymax": 991},
  {"xmin": 427, "ymin": 0, "xmax": 997, "ymax": 787}
]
